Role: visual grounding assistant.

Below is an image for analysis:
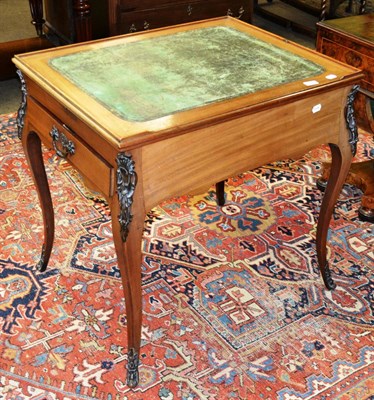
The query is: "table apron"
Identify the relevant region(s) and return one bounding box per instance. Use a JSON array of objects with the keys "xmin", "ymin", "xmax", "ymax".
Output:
[
  {"xmin": 25, "ymin": 97, "xmax": 115, "ymax": 198},
  {"xmin": 141, "ymin": 86, "xmax": 351, "ymax": 209}
]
